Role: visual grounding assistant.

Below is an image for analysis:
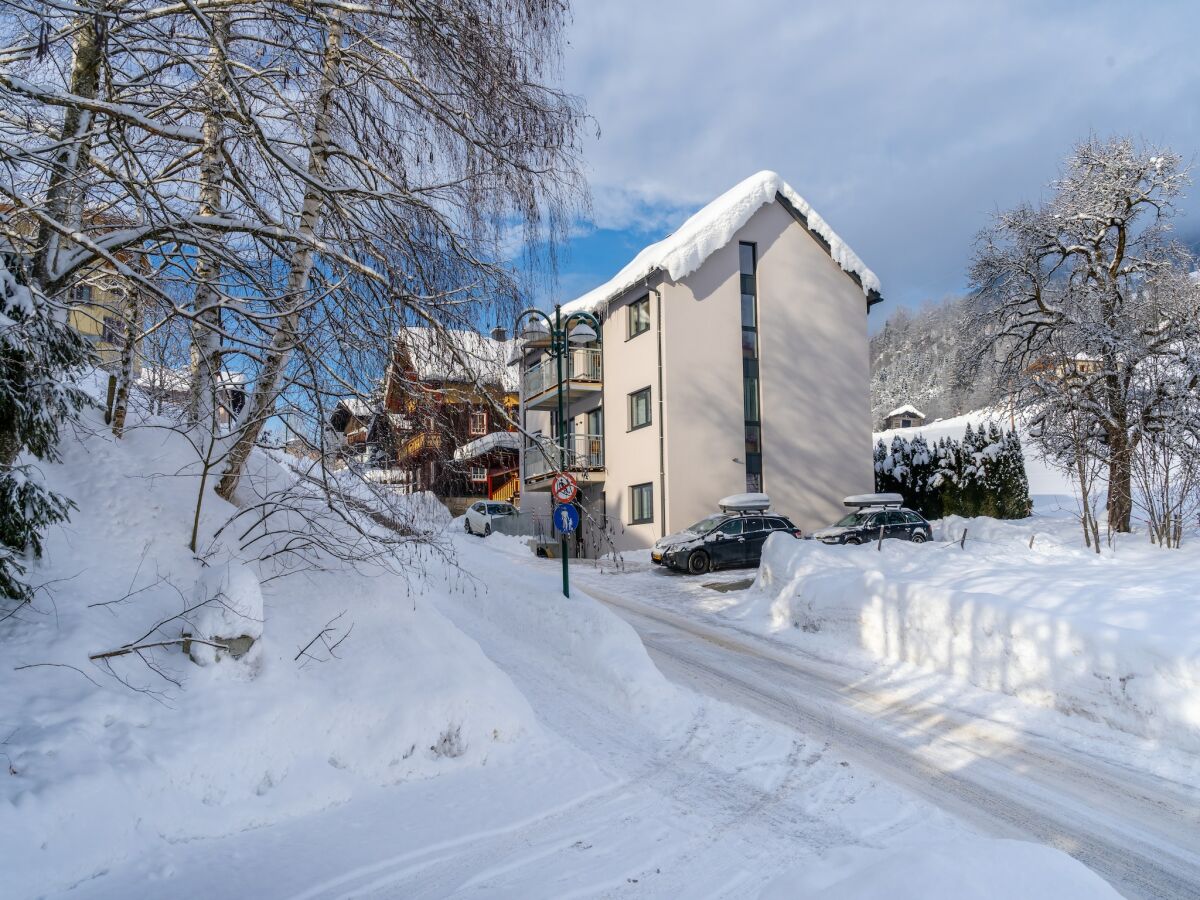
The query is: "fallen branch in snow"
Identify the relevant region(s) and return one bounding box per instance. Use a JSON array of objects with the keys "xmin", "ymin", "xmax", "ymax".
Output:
[
  {"xmin": 89, "ymin": 638, "xmax": 229, "ymax": 661},
  {"xmin": 13, "ymin": 662, "xmax": 103, "ymax": 687},
  {"xmin": 294, "ymin": 611, "xmax": 352, "ymax": 665},
  {"xmin": 960, "ymin": 528, "xmax": 969, "ymax": 549}
]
